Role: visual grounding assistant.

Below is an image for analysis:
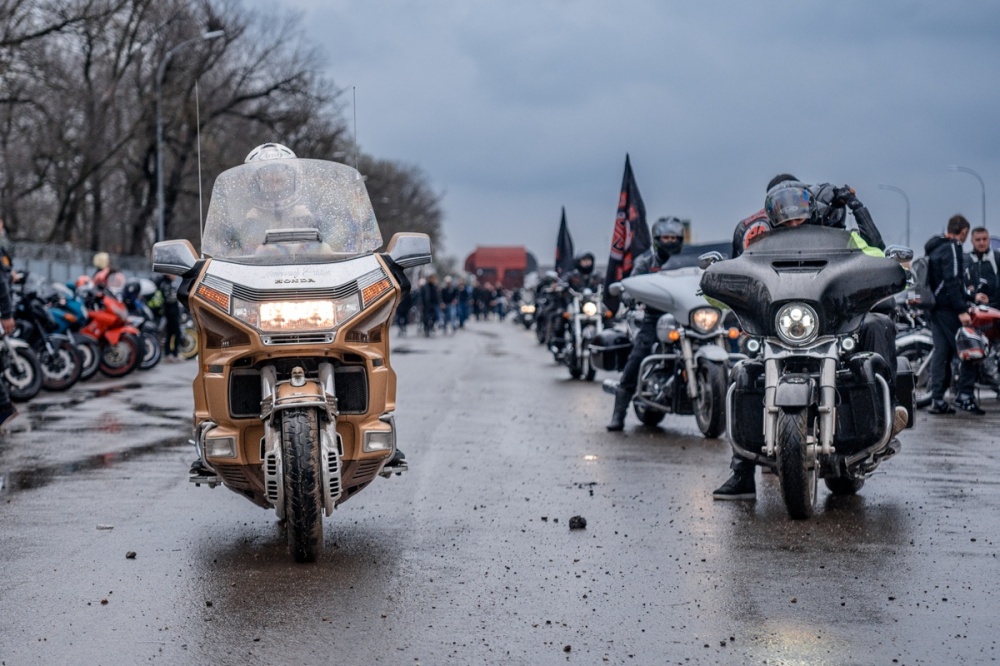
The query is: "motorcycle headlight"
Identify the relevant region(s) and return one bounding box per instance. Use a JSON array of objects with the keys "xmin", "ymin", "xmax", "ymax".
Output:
[
  {"xmin": 775, "ymin": 302, "xmax": 819, "ymax": 346},
  {"xmin": 231, "ymin": 295, "xmax": 360, "ymax": 332},
  {"xmin": 690, "ymin": 307, "xmax": 721, "ymax": 333},
  {"xmin": 656, "ymin": 313, "xmax": 679, "ymax": 343},
  {"xmin": 582, "ymin": 302, "xmax": 599, "ymax": 317},
  {"xmin": 520, "ymin": 304, "xmax": 536, "ymax": 314}
]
